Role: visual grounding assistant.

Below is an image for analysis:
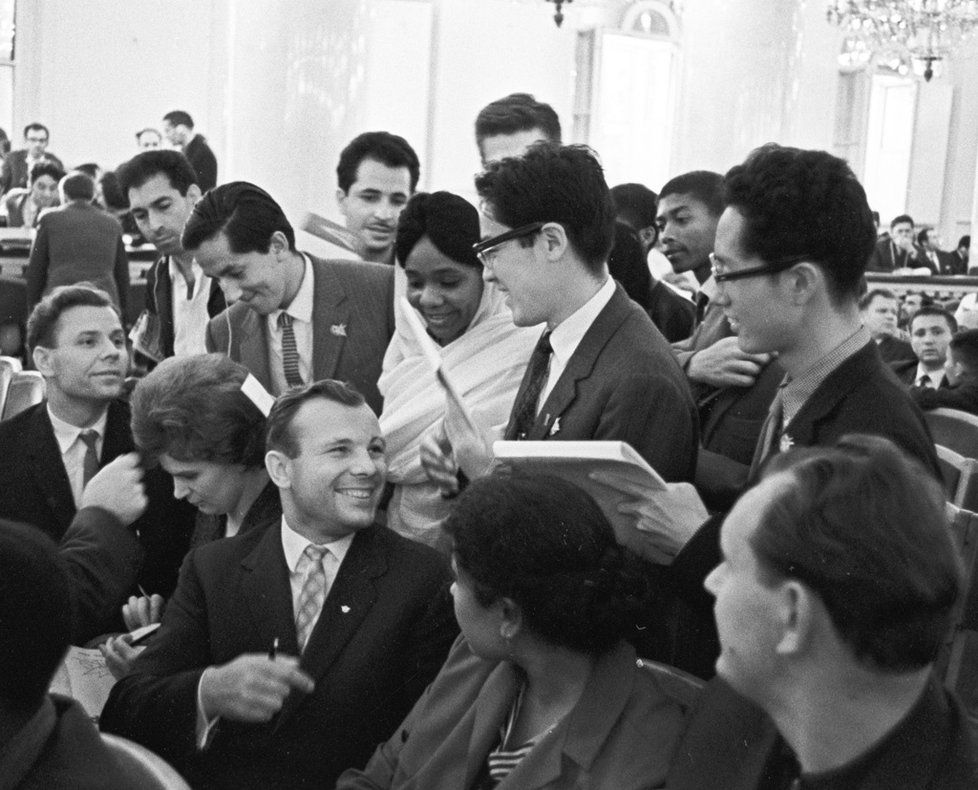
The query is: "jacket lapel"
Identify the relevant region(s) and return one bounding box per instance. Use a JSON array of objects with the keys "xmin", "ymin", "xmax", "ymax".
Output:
[
  {"xmin": 101, "ymin": 400, "xmax": 134, "ymax": 463},
  {"xmin": 238, "ymin": 307, "xmax": 271, "ymax": 387},
  {"xmin": 240, "ymin": 525, "xmax": 299, "ymax": 659},
  {"xmin": 464, "ymin": 662, "xmax": 520, "ymax": 788},
  {"xmin": 310, "ymin": 259, "xmax": 349, "ymax": 381},
  {"xmin": 26, "ymin": 404, "xmax": 76, "ymax": 532}
]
